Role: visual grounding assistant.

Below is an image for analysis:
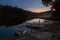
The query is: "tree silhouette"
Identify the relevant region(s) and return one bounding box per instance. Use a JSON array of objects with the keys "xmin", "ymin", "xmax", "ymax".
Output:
[
  {"xmin": 41, "ymin": 0, "xmax": 60, "ymax": 39},
  {"xmin": 42, "ymin": 0, "xmax": 53, "ymax": 7},
  {"xmin": 41, "ymin": 0, "xmax": 60, "ymax": 21}
]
